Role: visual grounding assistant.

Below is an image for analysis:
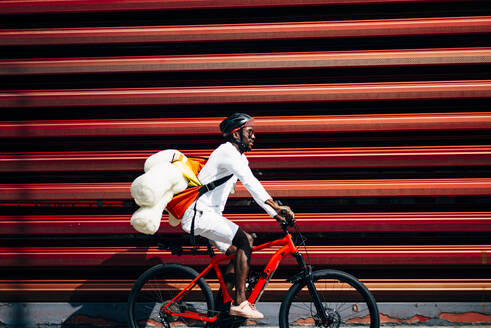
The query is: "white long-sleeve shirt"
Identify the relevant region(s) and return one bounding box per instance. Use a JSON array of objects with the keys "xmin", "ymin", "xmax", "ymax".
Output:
[{"xmin": 196, "ymin": 142, "xmax": 277, "ymax": 217}]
